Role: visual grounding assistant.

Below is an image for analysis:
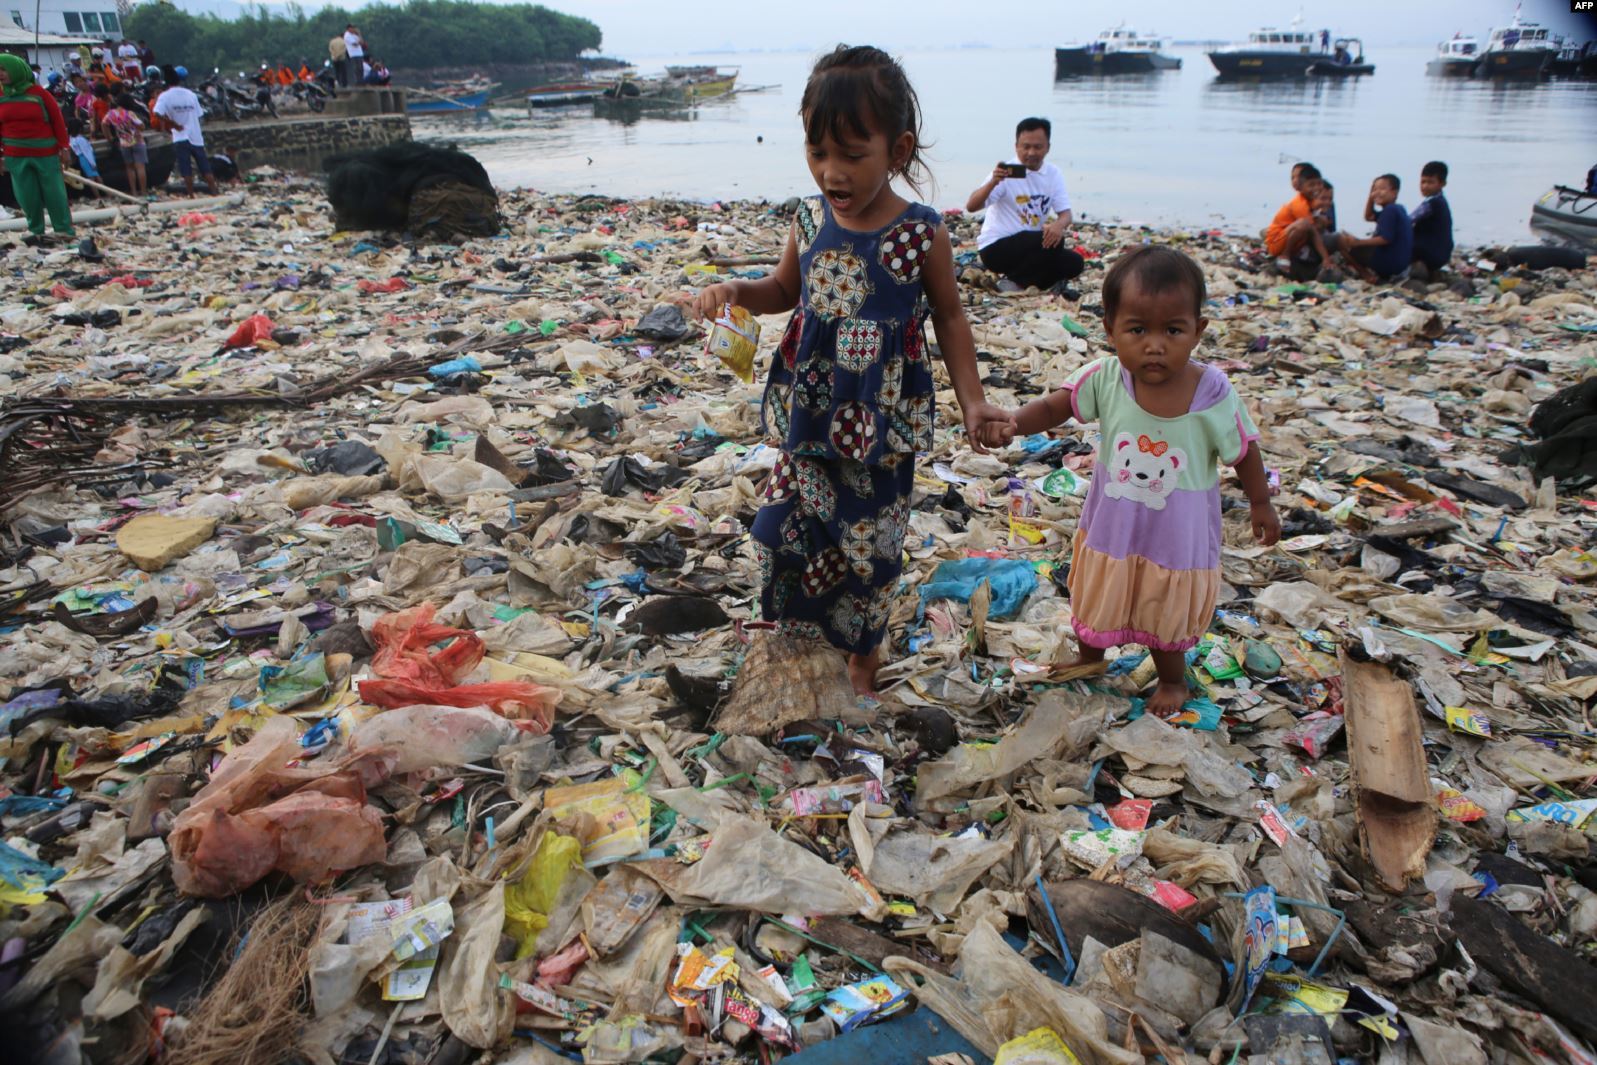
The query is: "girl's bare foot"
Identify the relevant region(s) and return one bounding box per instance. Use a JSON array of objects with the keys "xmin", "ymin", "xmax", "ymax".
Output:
[
  {"xmin": 1146, "ymin": 648, "xmax": 1190, "ymax": 718},
  {"xmin": 848, "ymin": 650, "xmax": 880, "ymax": 695},
  {"xmin": 1145, "ymin": 679, "xmax": 1191, "ymax": 718}
]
